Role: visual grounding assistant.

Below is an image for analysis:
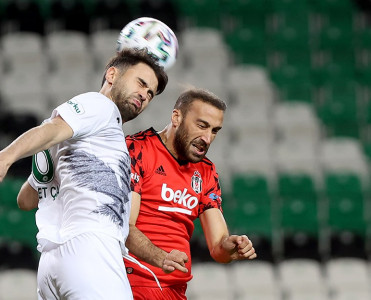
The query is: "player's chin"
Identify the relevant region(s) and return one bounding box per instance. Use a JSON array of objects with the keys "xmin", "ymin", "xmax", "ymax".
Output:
[
  {"xmin": 131, "ymin": 104, "xmax": 142, "ymax": 115},
  {"xmin": 188, "ymin": 154, "xmax": 204, "ymax": 163},
  {"xmin": 129, "ymin": 108, "xmax": 142, "ymax": 120},
  {"xmin": 188, "ymin": 150, "xmax": 206, "ymax": 163}
]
